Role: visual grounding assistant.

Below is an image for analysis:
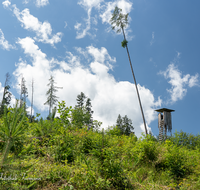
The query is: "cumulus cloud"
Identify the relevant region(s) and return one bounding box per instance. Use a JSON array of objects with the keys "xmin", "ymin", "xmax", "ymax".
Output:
[
  {"xmin": 0, "ymin": 29, "xmax": 16, "ymax": 50},
  {"xmin": 75, "ymin": 0, "xmax": 133, "ymax": 39},
  {"xmin": 159, "ymin": 61, "xmax": 199, "ymax": 103},
  {"xmin": 35, "ymin": 0, "xmax": 49, "ymax": 7},
  {"xmin": 87, "ymin": 45, "xmax": 116, "ymax": 70},
  {"xmin": 75, "ymin": 0, "xmax": 103, "ymax": 39},
  {"xmin": 23, "ymin": 0, "xmax": 30, "ymax": 4},
  {"xmin": 100, "ymin": 0, "xmax": 132, "ymax": 24},
  {"xmin": 13, "ymin": 38, "xmax": 161, "ymax": 137},
  {"xmin": 14, "ymin": 37, "xmax": 51, "ymax": 111},
  {"xmin": 100, "ymin": 0, "xmax": 133, "ymax": 40},
  {"xmin": 12, "ymin": 5, "xmax": 62, "ymax": 45},
  {"xmin": 2, "ymin": 0, "xmax": 11, "ymax": 8}
]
